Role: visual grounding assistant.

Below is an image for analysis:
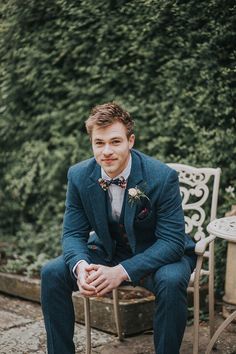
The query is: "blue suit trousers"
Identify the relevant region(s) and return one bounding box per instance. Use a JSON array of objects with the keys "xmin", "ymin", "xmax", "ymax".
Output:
[{"xmin": 41, "ymin": 251, "xmax": 196, "ymax": 354}]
